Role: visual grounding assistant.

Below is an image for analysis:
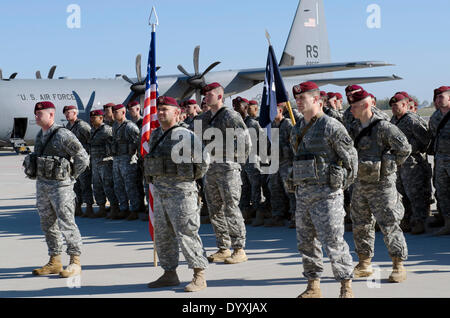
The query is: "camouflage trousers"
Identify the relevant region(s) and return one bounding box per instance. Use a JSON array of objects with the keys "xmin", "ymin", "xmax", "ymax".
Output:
[
  {"xmin": 351, "ymin": 177, "xmax": 408, "ymax": 260},
  {"xmin": 269, "ymin": 161, "xmax": 296, "ymax": 217},
  {"xmin": 74, "ymin": 165, "xmax": 94, "ymax": 205},
  {"xmin": 435, "ymin": 158, "xmax": 450, "ymax": 217},
  {"xmin": 396, "ymin": 158, "xmax": 432, "ymax": 222},
  {"xmin": 91, "ymin": 159, "xmax": 118, "ymax": 206},
  {"xmin": 112, "ymin": 155, "xmax": 142, "ymax": 212},
  {"xmin": 36, "ymin": 180, "xmax": 82, "ymax": 256},
  {"xmin": 295, "ymin": 184, "xmax": 353, "ymax": 281},
  {"xmin": 240, "ymin": 162, "xmax": 263, "ymax": 210},
  {"xmin": 204, "ymin": 163, "xmax": 246, "ymax": 250},
  {"xmin": 153, "ymin": 186, "xmax": 209, "ymax": 271}
]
